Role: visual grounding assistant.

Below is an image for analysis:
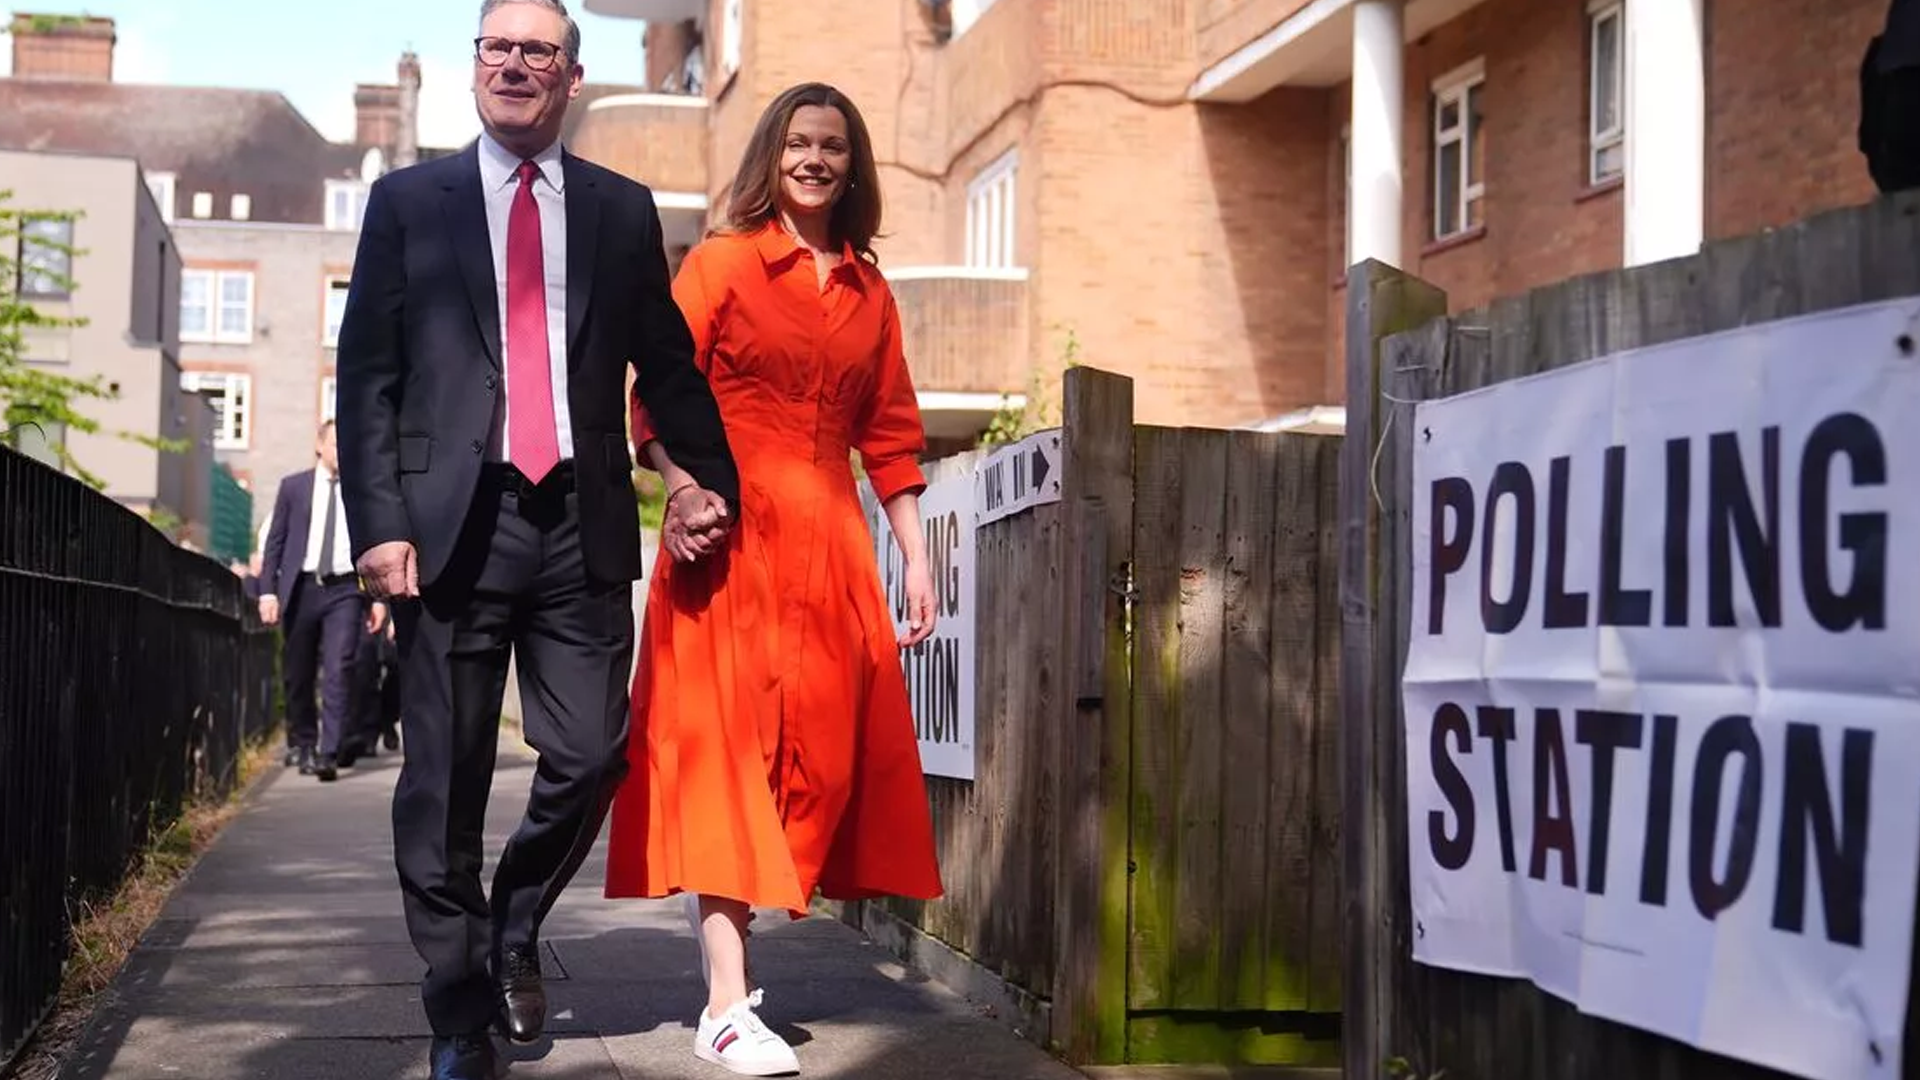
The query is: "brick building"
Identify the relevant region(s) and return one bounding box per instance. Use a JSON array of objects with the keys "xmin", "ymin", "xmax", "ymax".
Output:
[{"xmin": 574, "ymin": 0, "xmax": 1885, "ymax": 431}]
